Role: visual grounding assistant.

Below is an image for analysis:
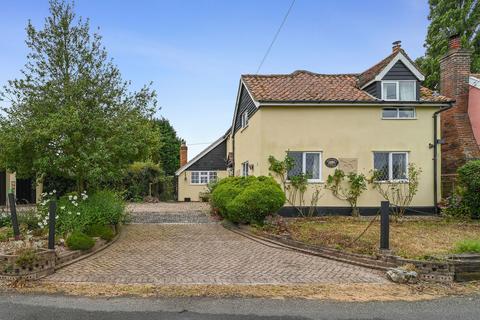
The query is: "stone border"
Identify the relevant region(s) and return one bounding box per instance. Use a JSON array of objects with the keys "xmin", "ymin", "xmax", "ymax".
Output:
[{"xmin": 223, "ymin": 222, "xmax": 480, "ymax": 283}]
